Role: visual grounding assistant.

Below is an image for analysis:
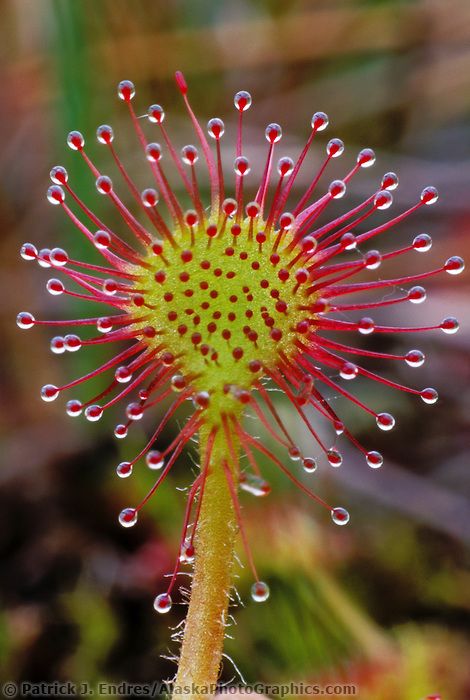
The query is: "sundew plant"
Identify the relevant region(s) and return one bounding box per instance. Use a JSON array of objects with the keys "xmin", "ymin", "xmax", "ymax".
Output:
[{"xmin": 17, "ymin": 73, "xmax": 463, "ymax": 692}]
